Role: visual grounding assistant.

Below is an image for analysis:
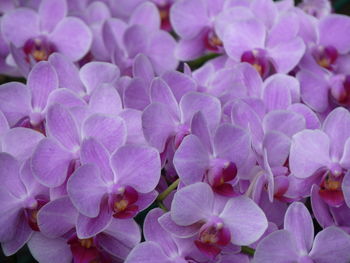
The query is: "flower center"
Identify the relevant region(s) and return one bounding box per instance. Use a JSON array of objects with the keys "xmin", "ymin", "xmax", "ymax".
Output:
[
  {"xmin": 313, "ymin": 45, "xmax": 338, "ymax": 70},
  {"xmin": 204, "ymin": 30, "xmax": 223, "ymax": 52},
  {"xmin": 23, "ymin": 37, "xmax": 56, "ymax": 64},
  {"xmin": 158, "ymin": 4, "xmax": 172, "ymax": 31},
  {"xmin": 330, "ymin": 75, "xmax": 350, "ymax": 105},
  {"xmin": 25, "ymin": 198, "xmax": 48, "ymax": 231},
  {"xmin": 194, "ymin": 220, "xmax": 231, "ymax": 259},
  {"xmin": 319, "ymin": 171, "xmax": 345, "ymax": 207},
  {"xmin": 111, "ymin": 186, "xmax": 139, "ymax": 219},
  {"xmin": 207, "ymin": 159, "xmax": 237, "ymax": 196},
  {"xmin": 241, "ymin": 49, "xmax": 271, "ymax": 77}
]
